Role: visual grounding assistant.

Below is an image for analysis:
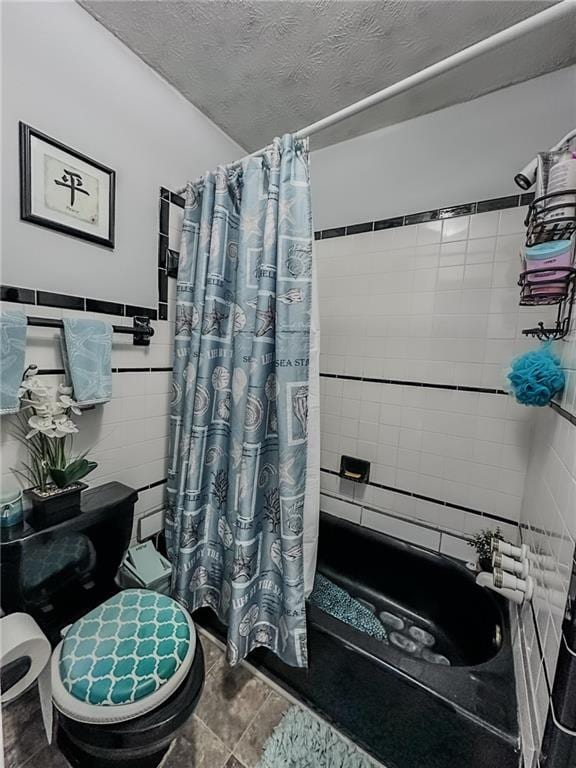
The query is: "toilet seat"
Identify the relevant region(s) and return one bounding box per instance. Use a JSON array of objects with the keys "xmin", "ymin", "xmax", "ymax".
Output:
[{"xmin": 51, "ymin": 589, "xmax": 197, "ymax": 725}]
